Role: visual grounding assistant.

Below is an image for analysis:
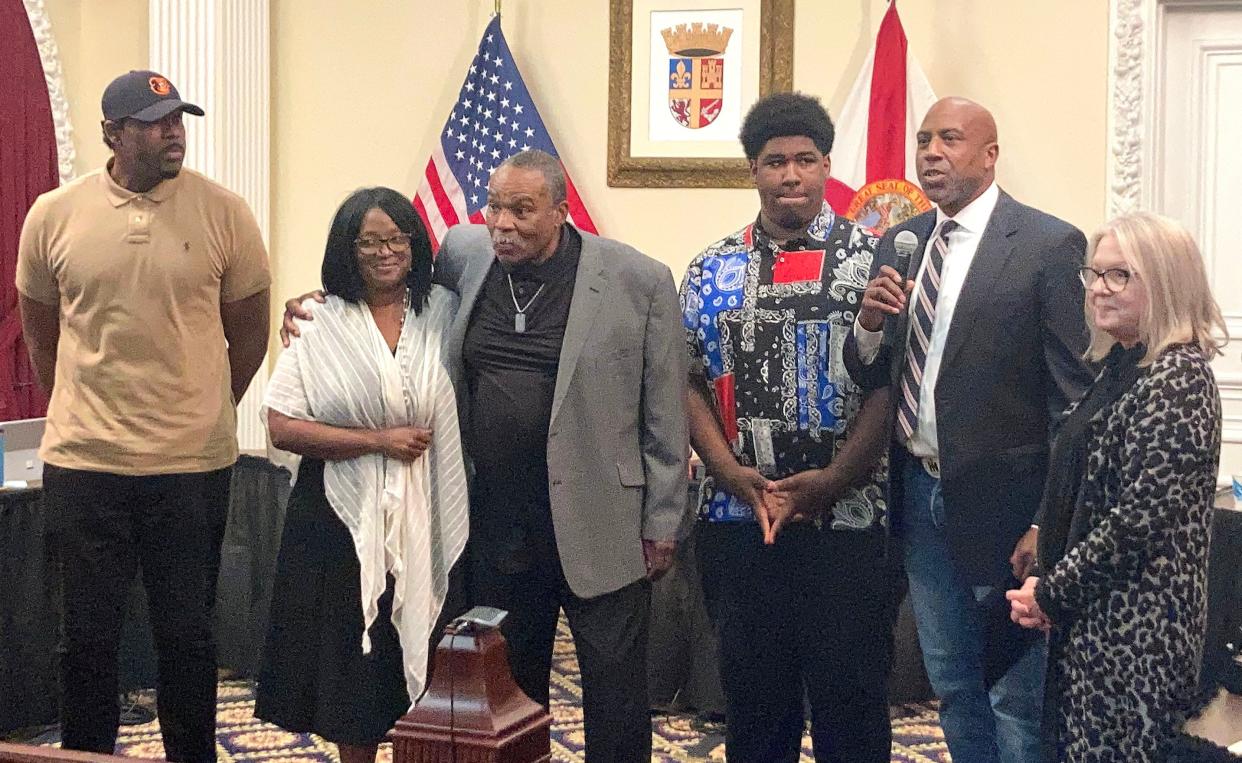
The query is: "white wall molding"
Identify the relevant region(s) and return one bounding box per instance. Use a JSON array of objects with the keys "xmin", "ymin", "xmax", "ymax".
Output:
[
  {"xmin": 149, "ymin": 0, "xmax": 271, "ymax": 452},
  {"xmin": 1108, "ymin": 0, "xmax": 1242, "ymax": 216},
  {"xmin": 1107, "ymin": 0, "xmax": 1152, "ymax": 218},
  {"xmin": 22, "ymin": 0, "xmax": 76, "ymax": 184},
  {"xmin": 1193, "ymin": 40, "xmax": 1242, "ymax": 343},
  {"xmin": 1111, "ymin": 0, "xmax": 1242, "ymax": 485}
]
